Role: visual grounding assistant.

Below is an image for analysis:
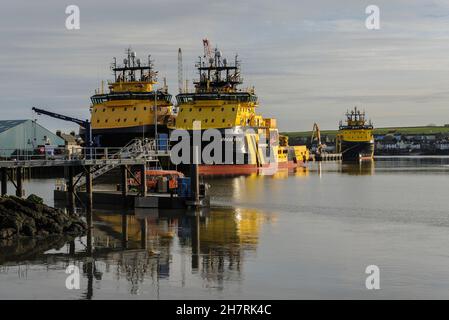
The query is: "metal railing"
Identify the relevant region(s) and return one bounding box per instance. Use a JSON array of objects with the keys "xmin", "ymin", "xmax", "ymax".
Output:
[{"xmin": 0, "ymin": 138, "xmax": 171, "ymax": 162}]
